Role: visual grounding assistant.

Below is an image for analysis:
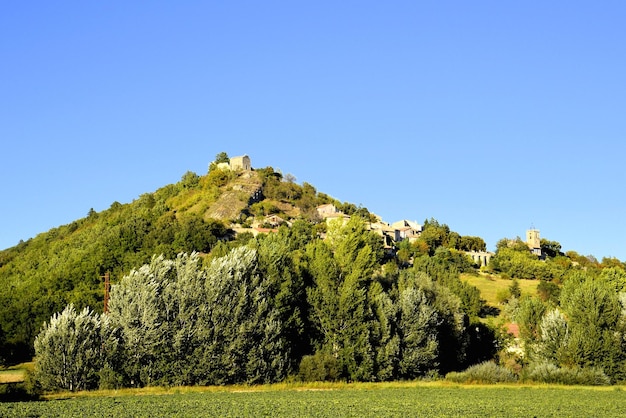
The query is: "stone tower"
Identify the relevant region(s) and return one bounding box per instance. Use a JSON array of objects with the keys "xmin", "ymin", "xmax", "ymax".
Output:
[{"xmin": 526, "ymin": 228, "xmax": 542, "ymax": 256}]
